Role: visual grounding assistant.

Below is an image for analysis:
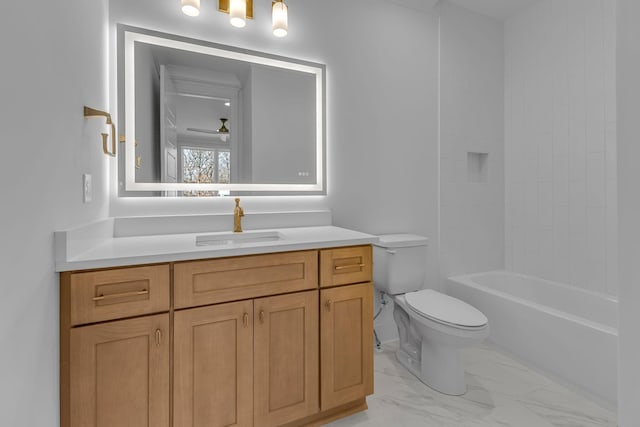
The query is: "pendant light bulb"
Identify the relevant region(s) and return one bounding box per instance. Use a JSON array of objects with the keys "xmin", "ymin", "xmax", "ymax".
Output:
[
  {"xmin": 229, "ymin": 0, "xmax": 247, "ymax": 28},
  {"xmin": 181, "ymin": 0, "xmax": 200, "ymax": 17},
  {"xmin": 272, "ymin": 0, "xmax": 288, "ymax": 38}
]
